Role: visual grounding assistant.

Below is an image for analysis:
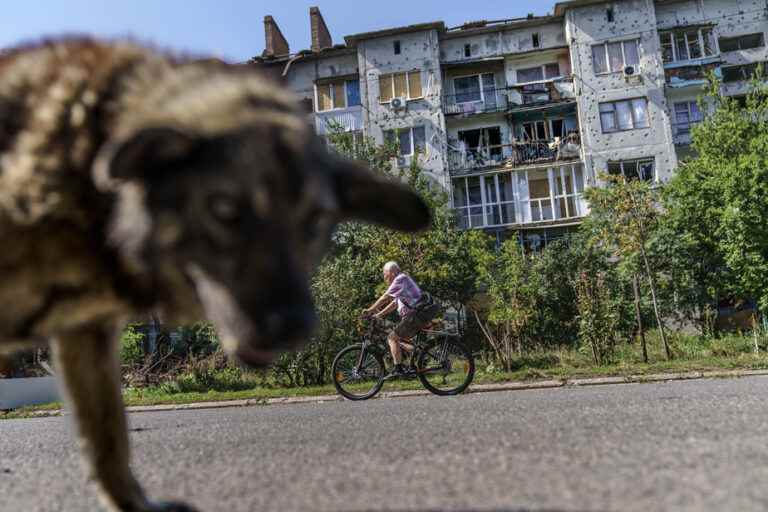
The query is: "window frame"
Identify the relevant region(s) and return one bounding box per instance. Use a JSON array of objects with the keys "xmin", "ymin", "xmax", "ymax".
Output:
[
  {"xmin": 591, "ymin": 39, "xmax": 641, "ymax": 75},
  {"xmin": 673, "ymin": 100, "xmax": 703, "ymax": 135},
  {"xmin": 314, "ymin": 79, "xmax": 361, "ymax": 112},
  {"xmin": 718, "ymin": 32, "xmax": 765, "ymax": 53},
  {"xmin": 660, "ymin": 27, "xmax": 718, "ymax": 64},
  {"xmin": 378, "ymin": 70, "xmax": 424, "ymax": 103},
  {"xmin": 515, "ymin": 62, "xmax": 562, "ymax": 84},
  {"xmin": 452, "ymin": 72, "xmax": 497, "ymax": 105},
  {"xmin": 599, "ymin": 98, "xmax": 650, "ymax": 133},
  {"xmin": 607, "ymin": 158, "xmax": 656, "ymax": 182},
  {"xmin": 384, "ymin": 126, "xmax": 428, "ymax": 157}
]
